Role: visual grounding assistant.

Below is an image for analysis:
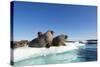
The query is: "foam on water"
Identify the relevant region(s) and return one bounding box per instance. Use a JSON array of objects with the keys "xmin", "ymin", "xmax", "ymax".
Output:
[{"xmin": 14, "ymin": 42, "xmax": 85, "ymax": 62}]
